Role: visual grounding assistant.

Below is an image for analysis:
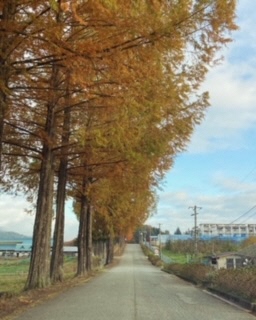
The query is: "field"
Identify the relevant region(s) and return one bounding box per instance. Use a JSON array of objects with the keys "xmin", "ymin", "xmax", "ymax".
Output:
[
  {"xmin": 0, "ymin": 257, "xmax": 77, "ymax": 294},
  {"xmin": 0, "ymin": 254, "xmax": 109, "ymax": 319},
  {"xmin": 161, "ymin": 249, "xmax": 189, "ymax": 264}
]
